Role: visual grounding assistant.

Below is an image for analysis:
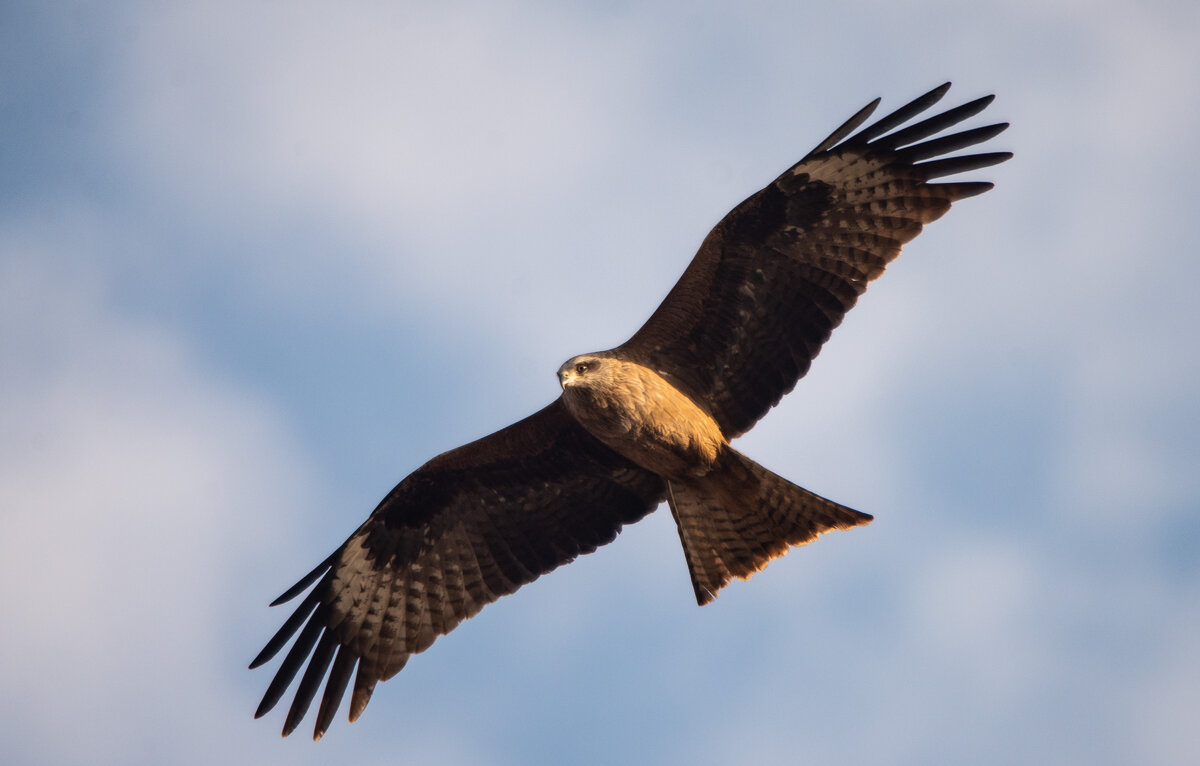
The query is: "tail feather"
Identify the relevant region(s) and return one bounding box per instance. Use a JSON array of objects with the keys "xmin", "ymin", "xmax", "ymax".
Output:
[{"xmin": 666, "ymin": 449, "xmax": 871, "ymax": 605}]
